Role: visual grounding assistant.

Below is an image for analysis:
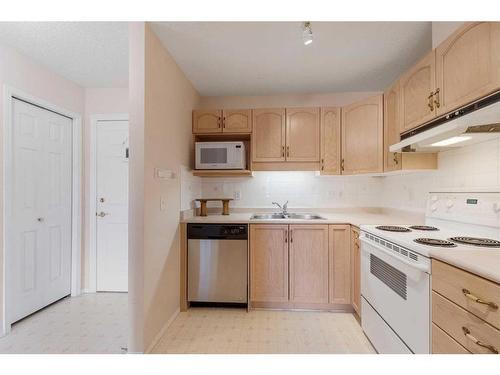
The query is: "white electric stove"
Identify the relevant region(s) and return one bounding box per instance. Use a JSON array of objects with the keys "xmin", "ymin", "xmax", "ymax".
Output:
[{"xmin": 360, "ymin": 190, "xmax": 500, "ymax": 354}]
